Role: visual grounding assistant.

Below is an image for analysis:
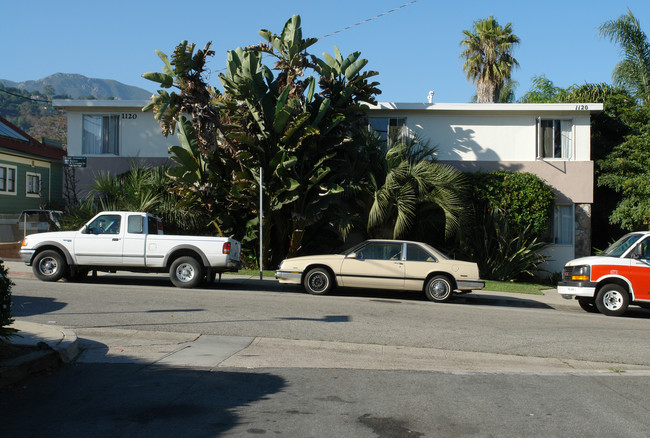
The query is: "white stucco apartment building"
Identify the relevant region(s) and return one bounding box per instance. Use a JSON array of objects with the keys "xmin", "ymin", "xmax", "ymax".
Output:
[{"xmin": 54, "ymin": 99, "xmax": 603, "ymax": 273}]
